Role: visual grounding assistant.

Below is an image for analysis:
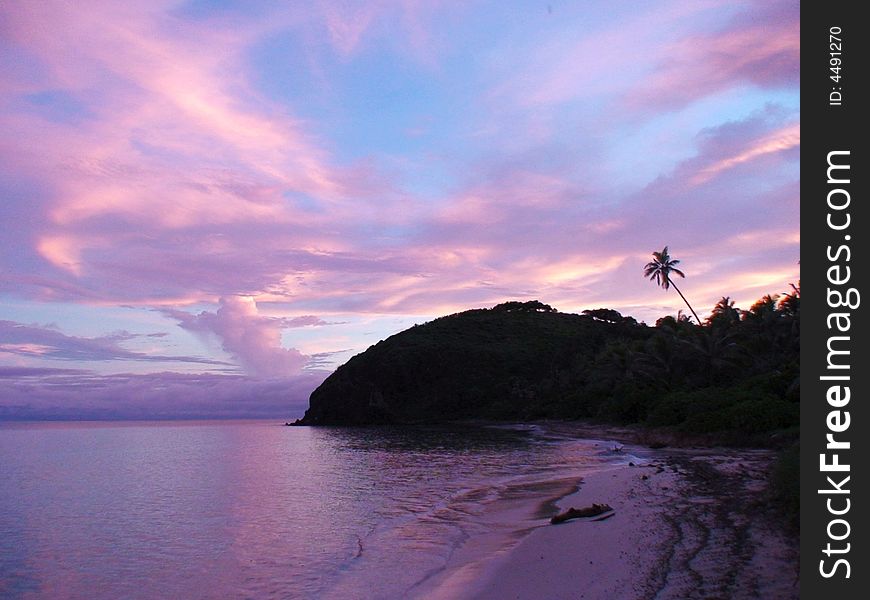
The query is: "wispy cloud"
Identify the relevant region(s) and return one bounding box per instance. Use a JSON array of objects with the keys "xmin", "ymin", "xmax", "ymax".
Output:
[
  {"xmin": 0, "ymin": 320, "xmax": 229, "ymax": 366},
  {"xmin": 0, "ymin": 0, "xmax": 799, "ymax": 315},
  {"xmin": 624, "ymin": 0, "xmax": 799, "ymax": 113}
]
